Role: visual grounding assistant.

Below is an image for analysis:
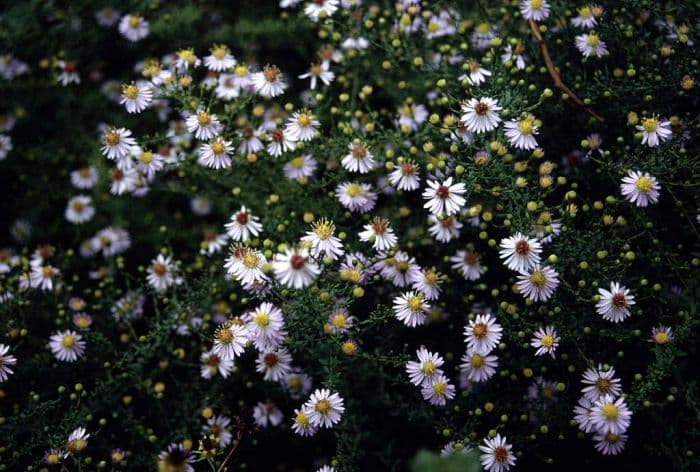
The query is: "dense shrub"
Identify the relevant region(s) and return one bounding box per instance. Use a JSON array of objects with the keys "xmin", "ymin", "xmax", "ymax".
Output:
[{"xmin": 0, "ymin": 1, "xmax": 699, "ymax": 471}]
